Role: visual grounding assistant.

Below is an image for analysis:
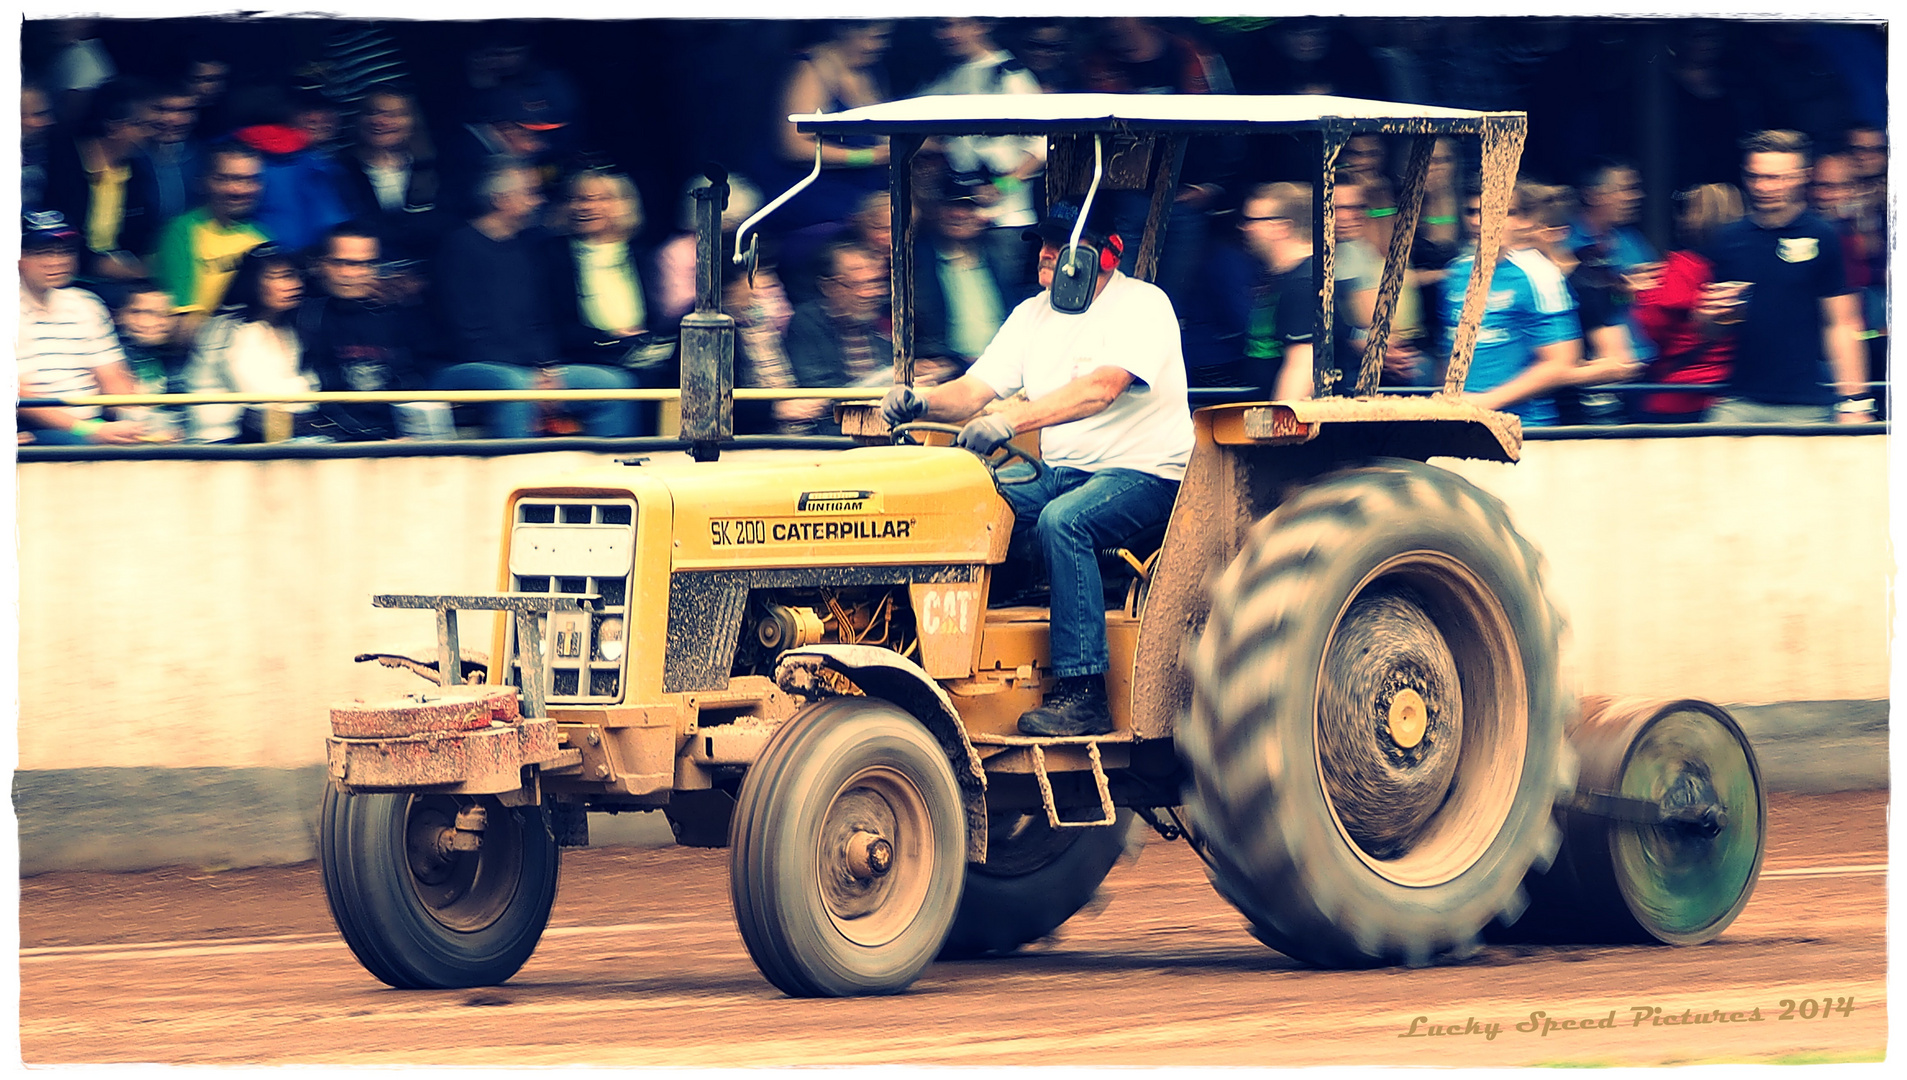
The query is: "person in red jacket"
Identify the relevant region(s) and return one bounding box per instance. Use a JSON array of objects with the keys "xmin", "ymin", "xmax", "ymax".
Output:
[{"xmin": 1631, "ymin": 183, "xmax": 1746, "ymax": 422}]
